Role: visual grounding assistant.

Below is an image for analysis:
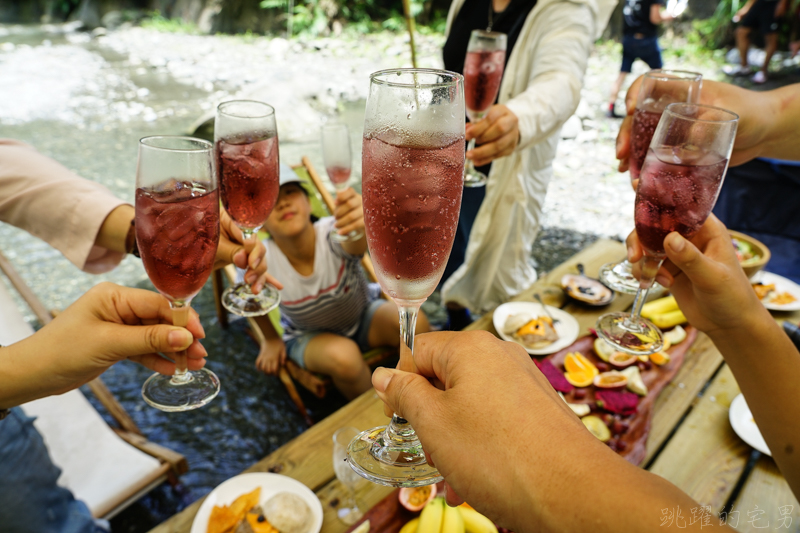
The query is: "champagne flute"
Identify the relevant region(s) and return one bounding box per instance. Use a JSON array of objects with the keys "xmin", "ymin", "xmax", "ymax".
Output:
[
  {"xmin": 462, "ymin": 29, "xmax": 506, "ymax": 188},
  {"xmin": 216, "ymin": 100, "xmax": 282, "ymax": 317},
  {"xmin": 346, "ymin": 68, "xmax": 465, "ymax": 487},
  {"xmin": 332, "ymin": 427, "xmax": 365, "ymax": 525},
  {"xmin": 321, "ymin": 122, "xmax": 363, "ymax": 242},
  {"xmin": 600, "ymin": 69, "xmax": 702, "ymax": 294},
  {"xmin": 596, "ymin": 103, "xmax": 738, "ymax": 354},
  {"xmin": 136, "ymin": 136, "xmax": 221, "ymax": 411}
]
